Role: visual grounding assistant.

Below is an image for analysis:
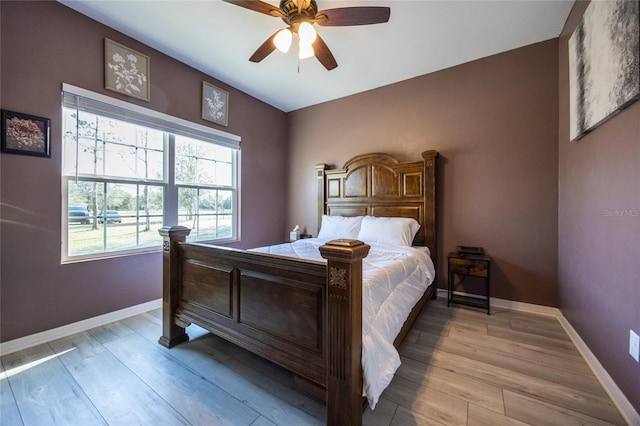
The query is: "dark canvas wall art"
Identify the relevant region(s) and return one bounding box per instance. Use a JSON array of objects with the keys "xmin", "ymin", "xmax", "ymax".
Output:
[{"xmin": 569, "ymin": 0, "xmax": 640, "ymax": 141}]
